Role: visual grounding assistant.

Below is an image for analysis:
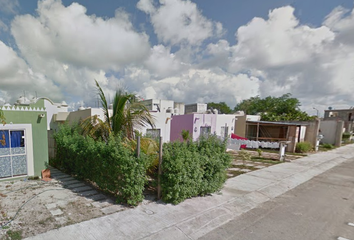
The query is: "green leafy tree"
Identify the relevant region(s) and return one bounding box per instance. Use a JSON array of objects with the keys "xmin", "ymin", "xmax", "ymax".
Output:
[
  {"xmin": 234, "ymin": 93, "xmax": 314, "ymax": 121},
  {"xmin": 207, "ymin": 102, "xmax": 232, "ymax": 114},
  {"xmin": 181, "ymin": 129, "xmax": 191, "ymax": 142},
  {"xmin": 81, "ymin": 80, "xmax": 155, "ymax": 140}
]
